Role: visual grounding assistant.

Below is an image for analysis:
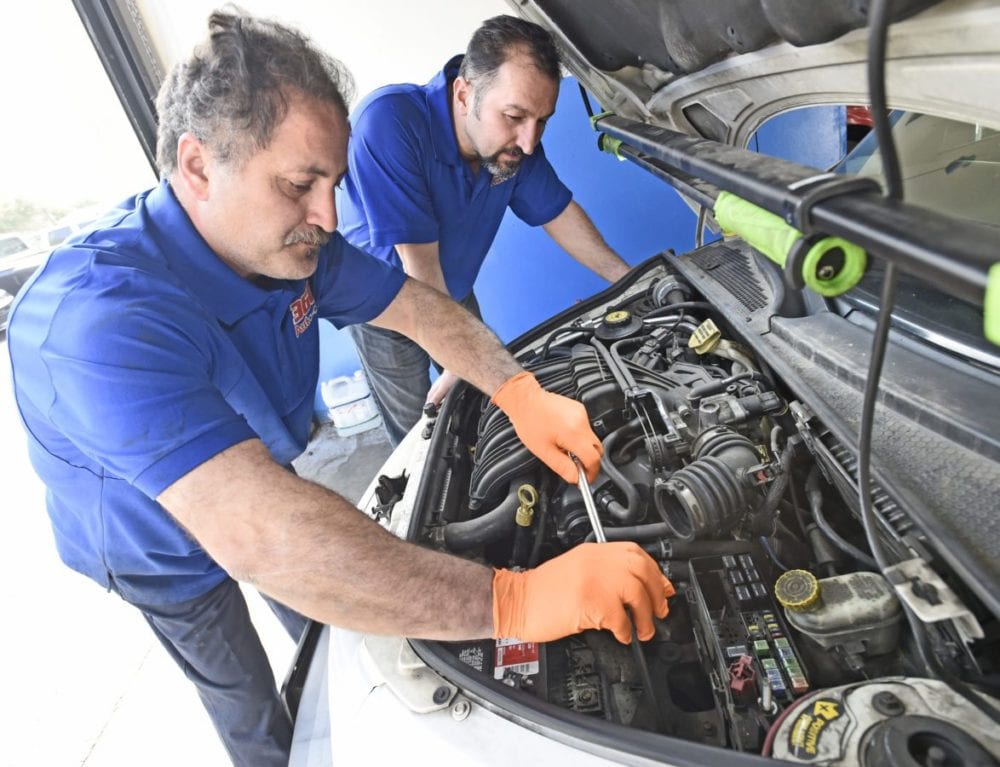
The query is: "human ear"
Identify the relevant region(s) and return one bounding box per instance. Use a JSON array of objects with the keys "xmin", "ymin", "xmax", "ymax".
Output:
[
  {"xmin": 174, "ymin": 133, "xmax": 212, "ymax": 201},
  {"xmin": 453, "ymin": 77, "xmax": 473, "ymax": 117}
]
